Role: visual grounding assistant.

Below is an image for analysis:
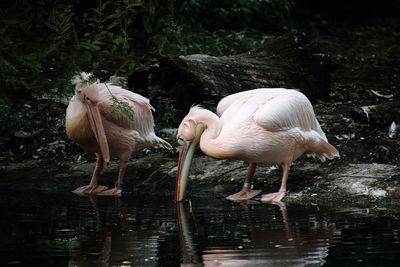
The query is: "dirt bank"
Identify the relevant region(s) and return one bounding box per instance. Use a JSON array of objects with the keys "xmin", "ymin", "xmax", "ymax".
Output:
[{"xmin": 1, "ymin": 153, "xmax": 399, "ymax": 209}]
